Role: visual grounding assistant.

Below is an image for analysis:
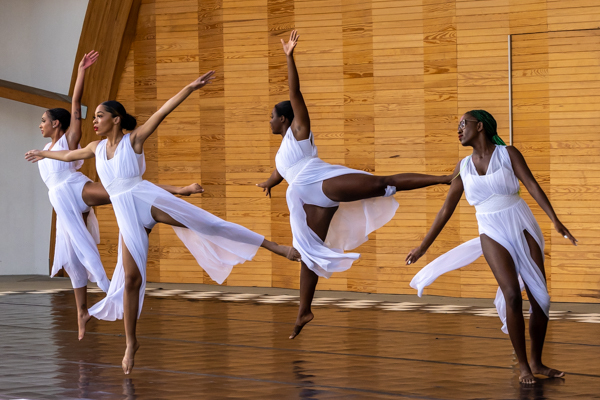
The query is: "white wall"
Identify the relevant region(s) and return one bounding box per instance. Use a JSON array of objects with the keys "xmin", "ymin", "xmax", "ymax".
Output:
[
  {"xmin": 0, "ymin": 0, "xmax": 89, "ymax": 93},
  {"xmin": 0, "ymin": 98, "xmax": 53, "ymax": 274},
  {"xmin": 0, "ymin": 0, "xmax": 89, "ymax": 275}
]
